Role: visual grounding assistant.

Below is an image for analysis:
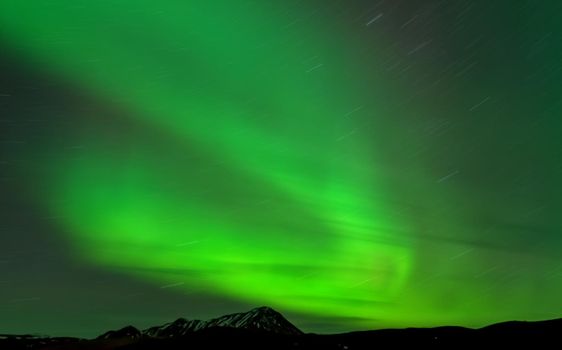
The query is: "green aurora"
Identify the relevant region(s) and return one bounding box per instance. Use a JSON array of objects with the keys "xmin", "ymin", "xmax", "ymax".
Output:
[{"xmin": 1, "ymin": 0, "xmax": 561, "ymax": 335}]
